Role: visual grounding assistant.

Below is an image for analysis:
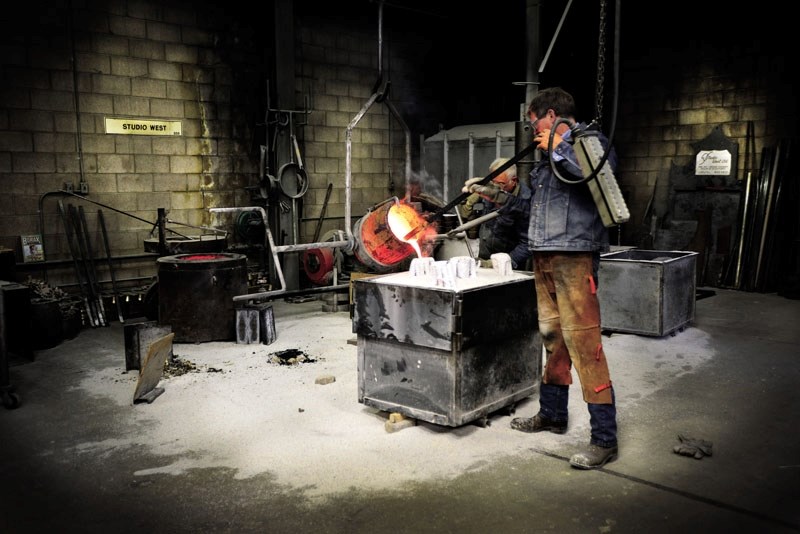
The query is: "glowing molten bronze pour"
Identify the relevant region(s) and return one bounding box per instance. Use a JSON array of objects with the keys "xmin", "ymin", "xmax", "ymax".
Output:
[{"xmin": 352, "ymin": 198, "xmax": 437, "ymax": 272}]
